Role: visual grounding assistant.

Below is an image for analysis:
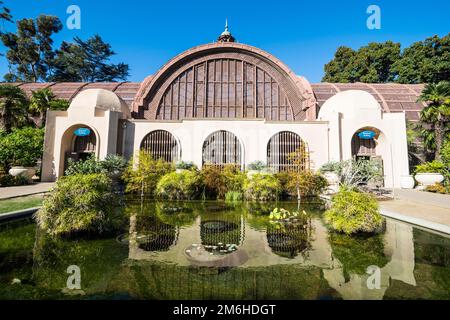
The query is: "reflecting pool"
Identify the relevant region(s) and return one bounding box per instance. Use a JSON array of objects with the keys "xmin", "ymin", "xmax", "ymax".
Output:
[{"xmin": 0, "ymin": 200, "xmax": 449, "ymax": 299}]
